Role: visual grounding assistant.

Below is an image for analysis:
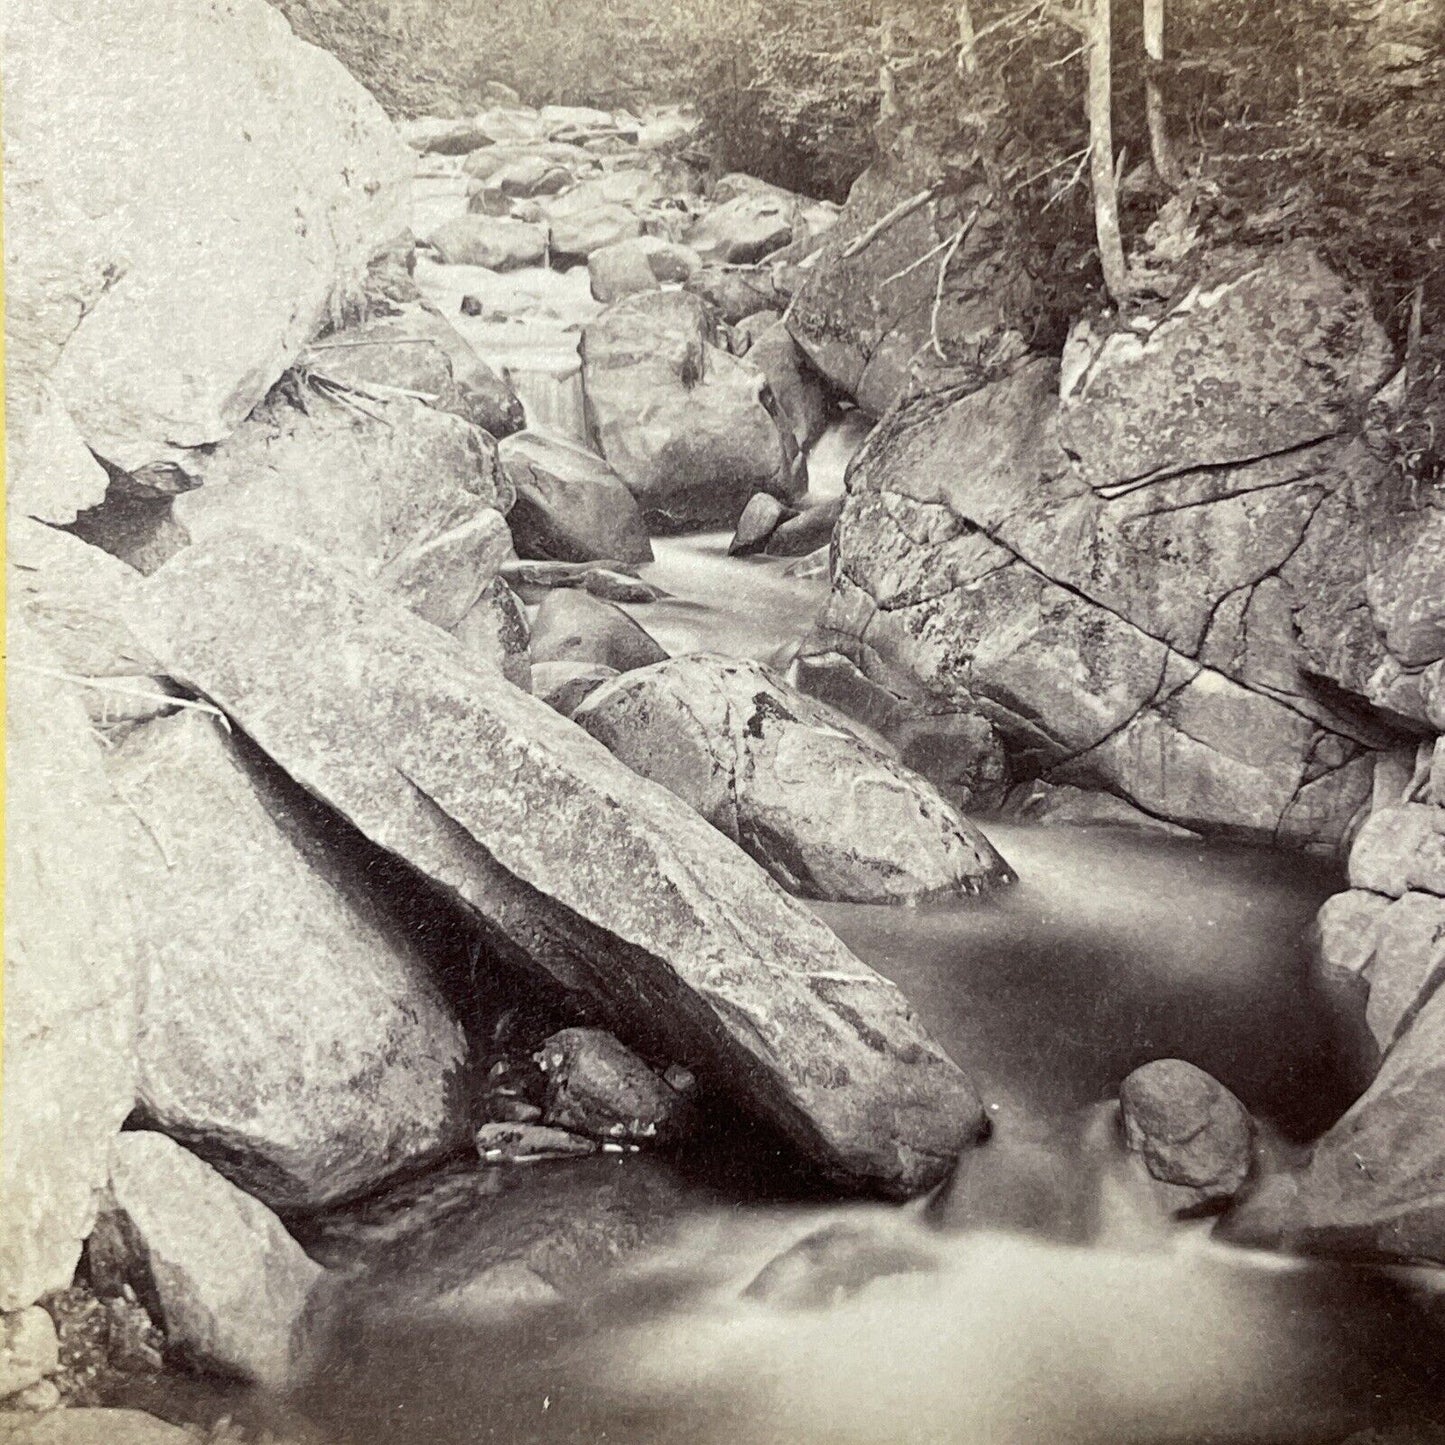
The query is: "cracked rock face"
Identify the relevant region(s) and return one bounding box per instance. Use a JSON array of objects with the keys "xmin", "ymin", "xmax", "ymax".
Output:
[
  {"xmin": 574, "ymin": 653, "xmax": 1014, "ymax": 903},
  {"xmin": 802, "ymin": 247, "xmax": 1433, "ymax": 847},
  {"xmin": 132, "ymin": 532, "xmax": 985, "ymax": 1198}
]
